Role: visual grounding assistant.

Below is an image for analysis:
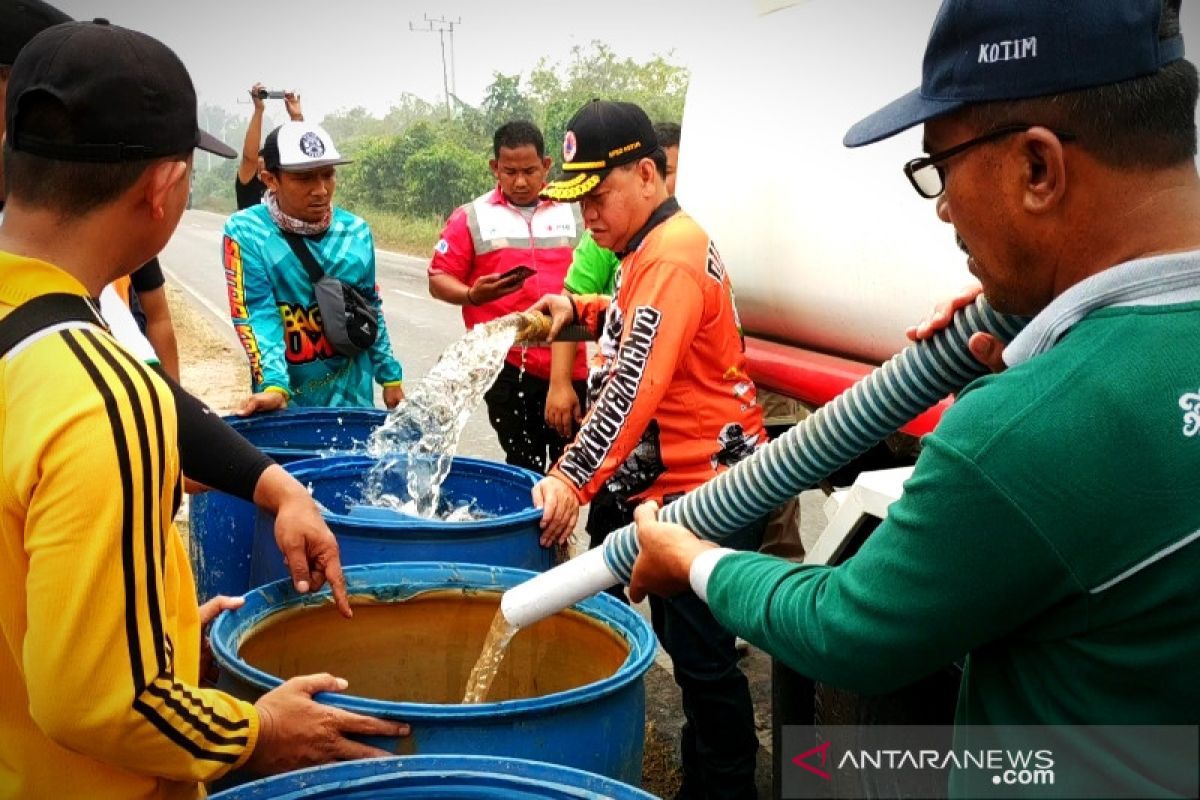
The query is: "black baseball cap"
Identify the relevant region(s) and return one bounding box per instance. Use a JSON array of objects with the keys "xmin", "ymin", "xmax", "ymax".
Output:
[
  {"xmin": 845, "ymin": 0, "xmax": 1186, "ymax": 147},
  {"xmin": 6, "ymin": 19, "xmax": 236, "ymax": 162},
  {"xmin": 542, "ymin": 100, "xmax": 659, "ymax": 201},
  {"xmin": 0, "ymin": 0, "xmax": 71, "ymax": 65}
]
